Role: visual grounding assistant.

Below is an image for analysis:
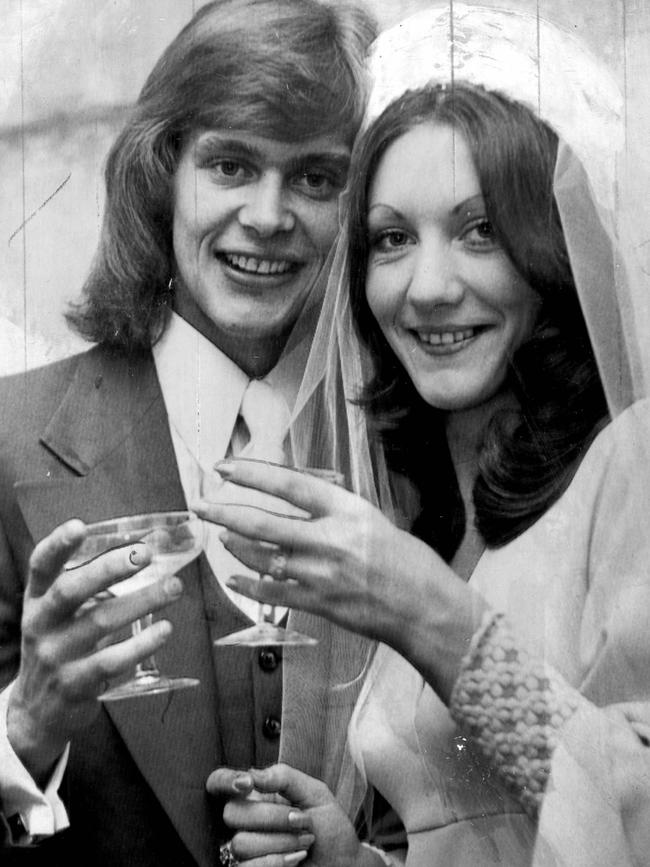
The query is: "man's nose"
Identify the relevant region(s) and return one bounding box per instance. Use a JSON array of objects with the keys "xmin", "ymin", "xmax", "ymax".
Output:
[
  {"xmin": 406, "ymin": 241, "xmax": 464, "ymax": 308},
  {"xmin": 238, "ymin": 174, "xmax": 295, "ymax": 237}
]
